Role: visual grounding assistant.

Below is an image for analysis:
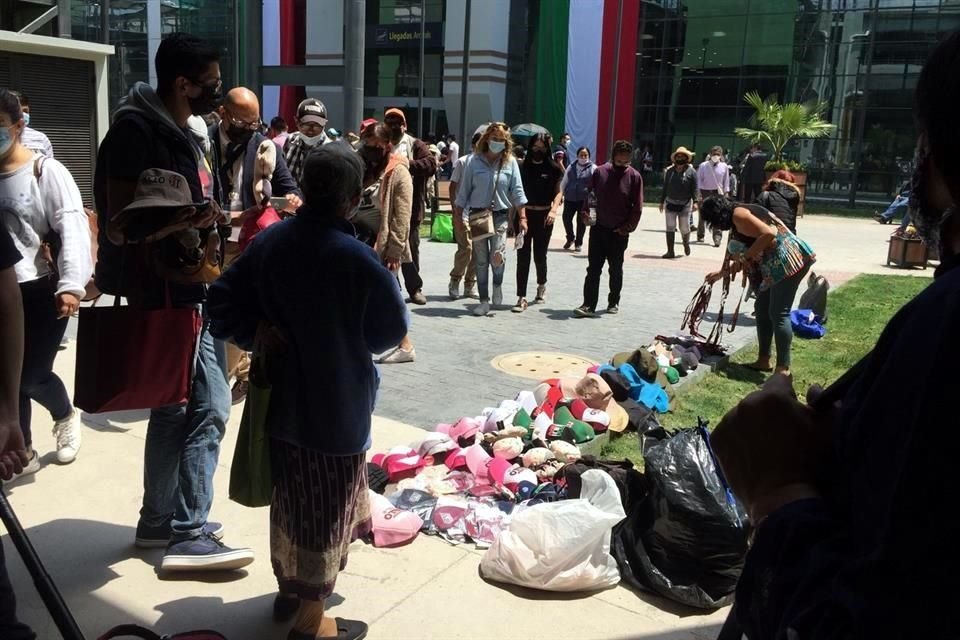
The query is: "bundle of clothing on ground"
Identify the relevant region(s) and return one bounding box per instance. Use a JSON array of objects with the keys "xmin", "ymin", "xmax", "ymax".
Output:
[{"xmin": 363, "ymin": 342, "xmax": 748, "ymax": 607}]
